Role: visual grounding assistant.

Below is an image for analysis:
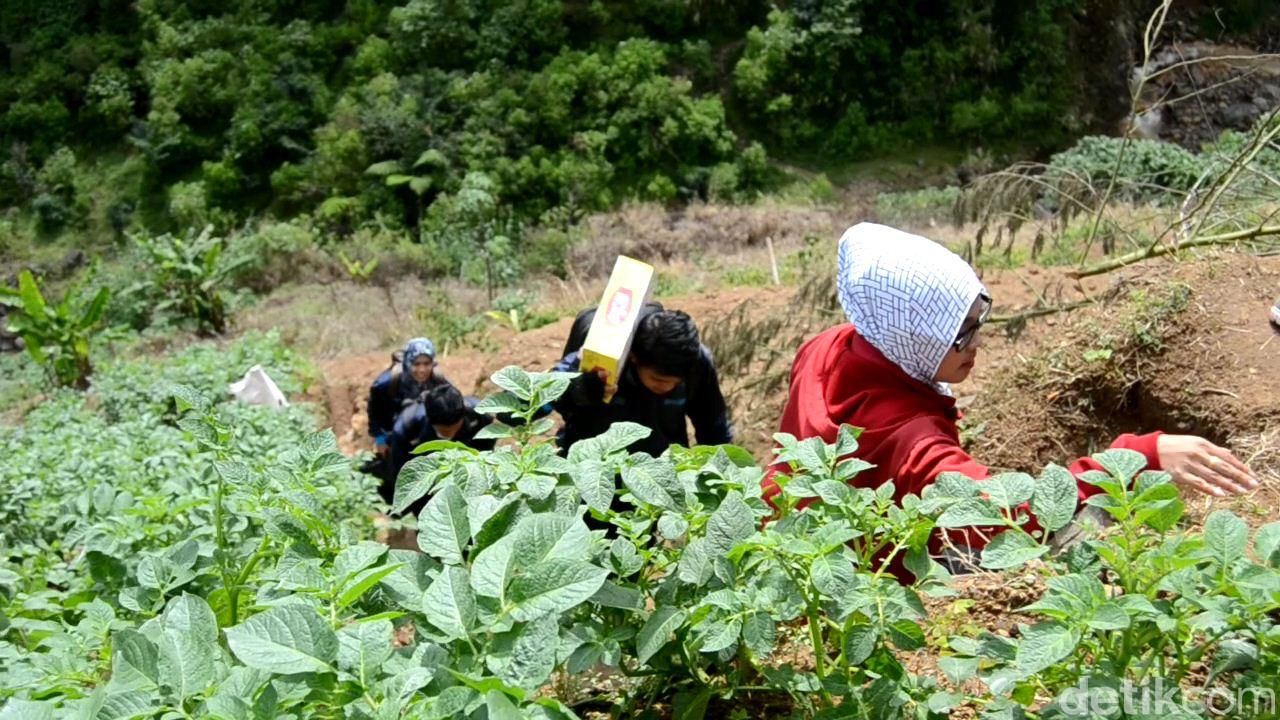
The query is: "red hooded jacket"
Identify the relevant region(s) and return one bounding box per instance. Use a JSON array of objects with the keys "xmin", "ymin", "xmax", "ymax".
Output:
[{"xmin": 761, "ymin": 325, "xmax": 1162, "ymax": 548}]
